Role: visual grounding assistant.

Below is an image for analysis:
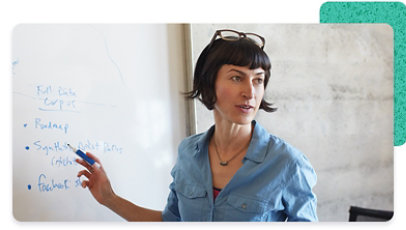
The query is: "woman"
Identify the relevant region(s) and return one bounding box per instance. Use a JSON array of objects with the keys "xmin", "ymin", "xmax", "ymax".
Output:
[{"xmin": 76, "ymin": 29, "xmax": 318, "ymax": 221}]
